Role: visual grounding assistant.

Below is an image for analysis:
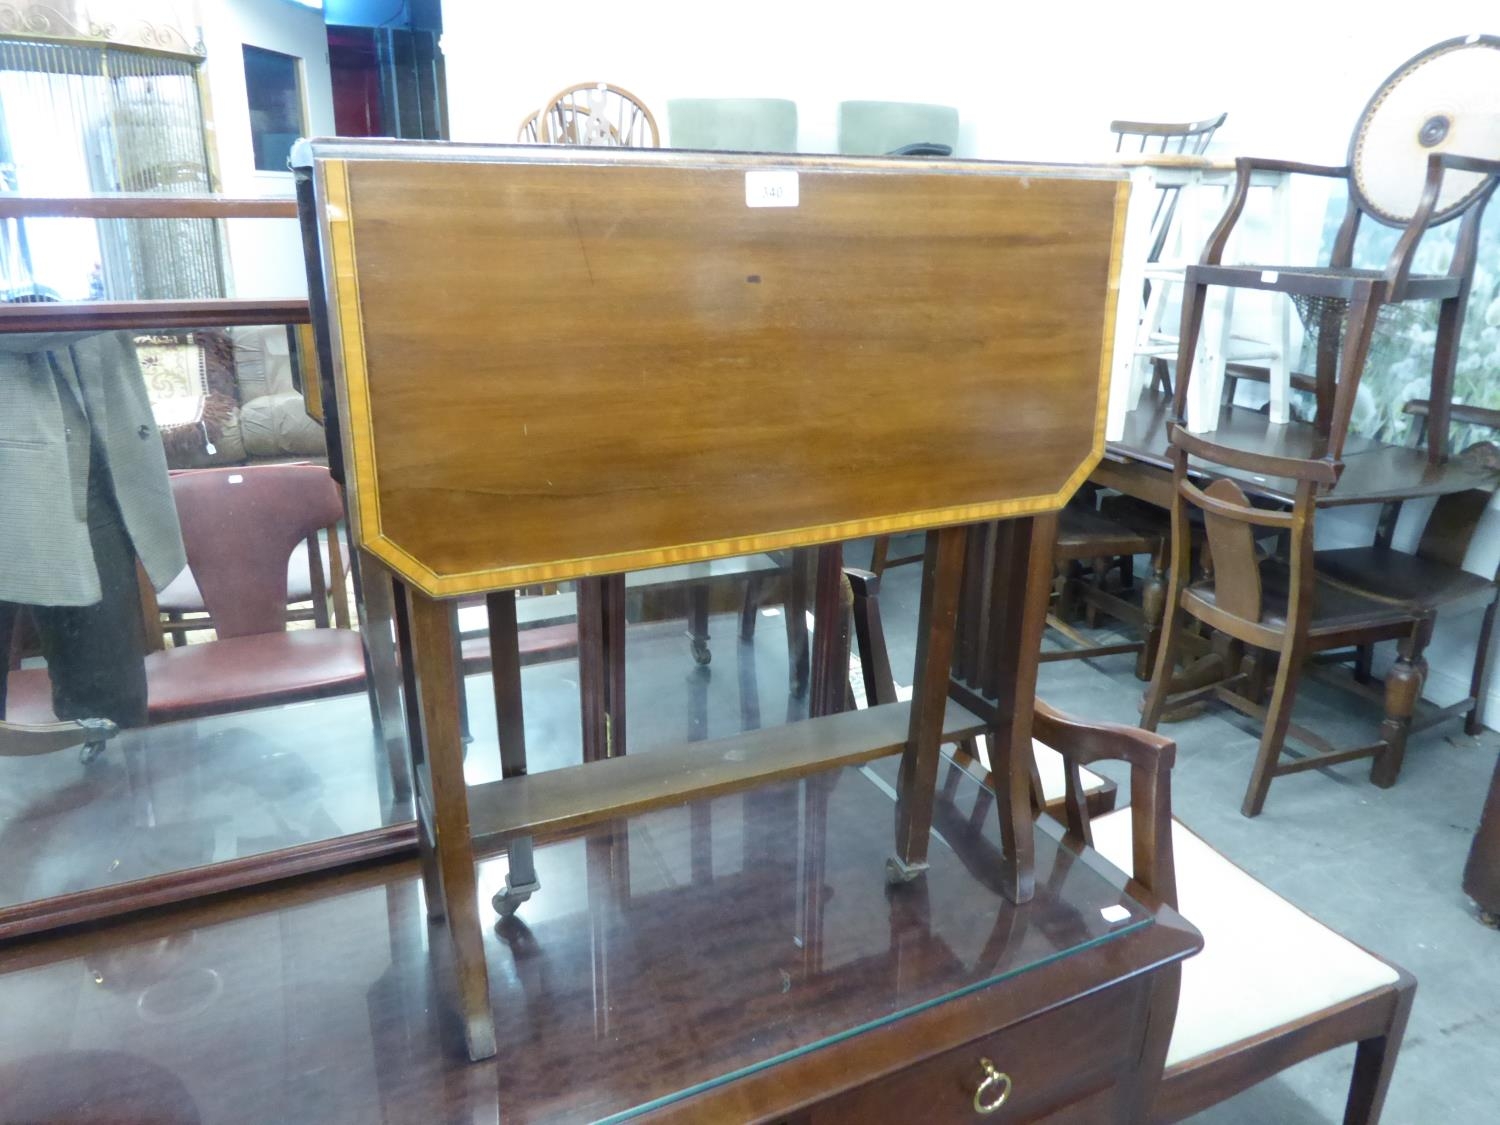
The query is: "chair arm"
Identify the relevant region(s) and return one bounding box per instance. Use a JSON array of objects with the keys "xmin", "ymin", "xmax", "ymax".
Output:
[
  {"xmin": 1386, "ymin": 151, "xmax": 1500, "ymax": 299},
  {"xmin": 1200, "ymin": 157, "xmax": 1350, "ymax": 265},
  {"xmin": 1034, "ymin": 699, "xmax": 1177, "ymax": 909}
]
